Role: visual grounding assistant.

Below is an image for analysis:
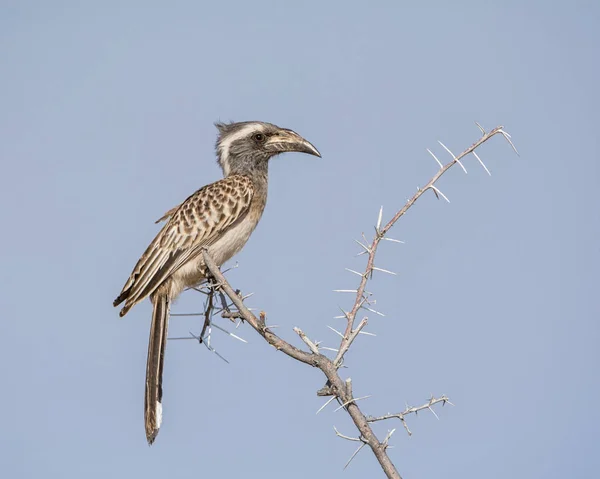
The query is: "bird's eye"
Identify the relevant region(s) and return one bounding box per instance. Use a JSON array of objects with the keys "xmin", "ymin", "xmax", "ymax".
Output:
[{"xmin": 253, "ymin": 133, "xmax": 265, "ymax": 142}]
